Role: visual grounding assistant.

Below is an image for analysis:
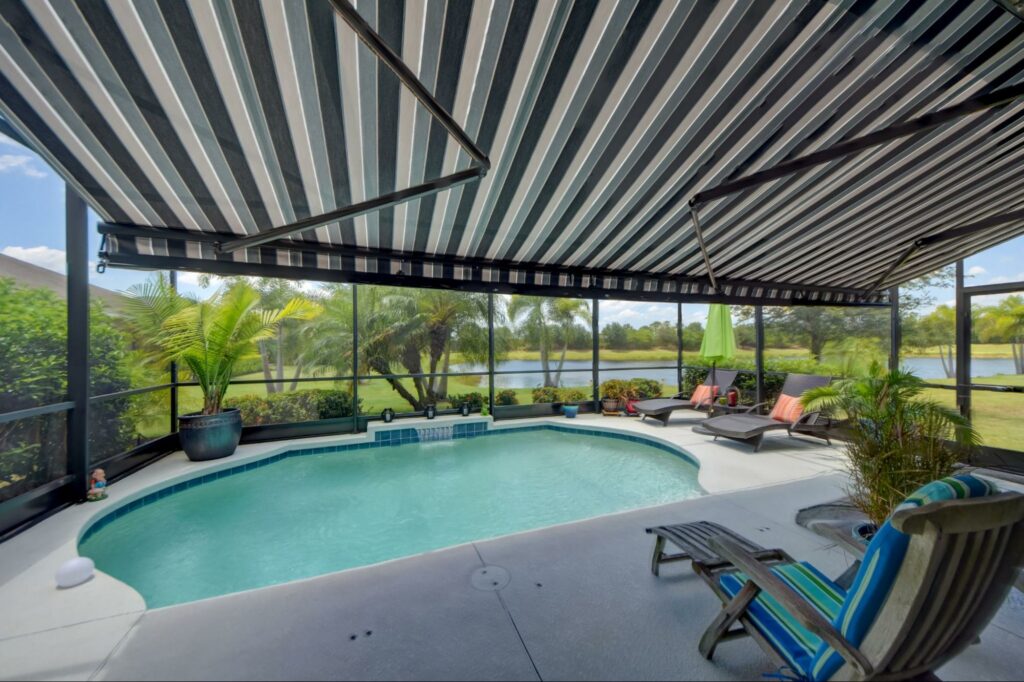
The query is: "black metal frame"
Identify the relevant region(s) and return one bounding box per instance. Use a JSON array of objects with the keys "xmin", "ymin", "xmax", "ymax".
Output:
[
  {"xmin": 98, "ymin": 237, "xmax": 890, "ymax": 308},
  {"xmin": 7, "ymin": 205, "xmax": 1024, "ymax": 541}
]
